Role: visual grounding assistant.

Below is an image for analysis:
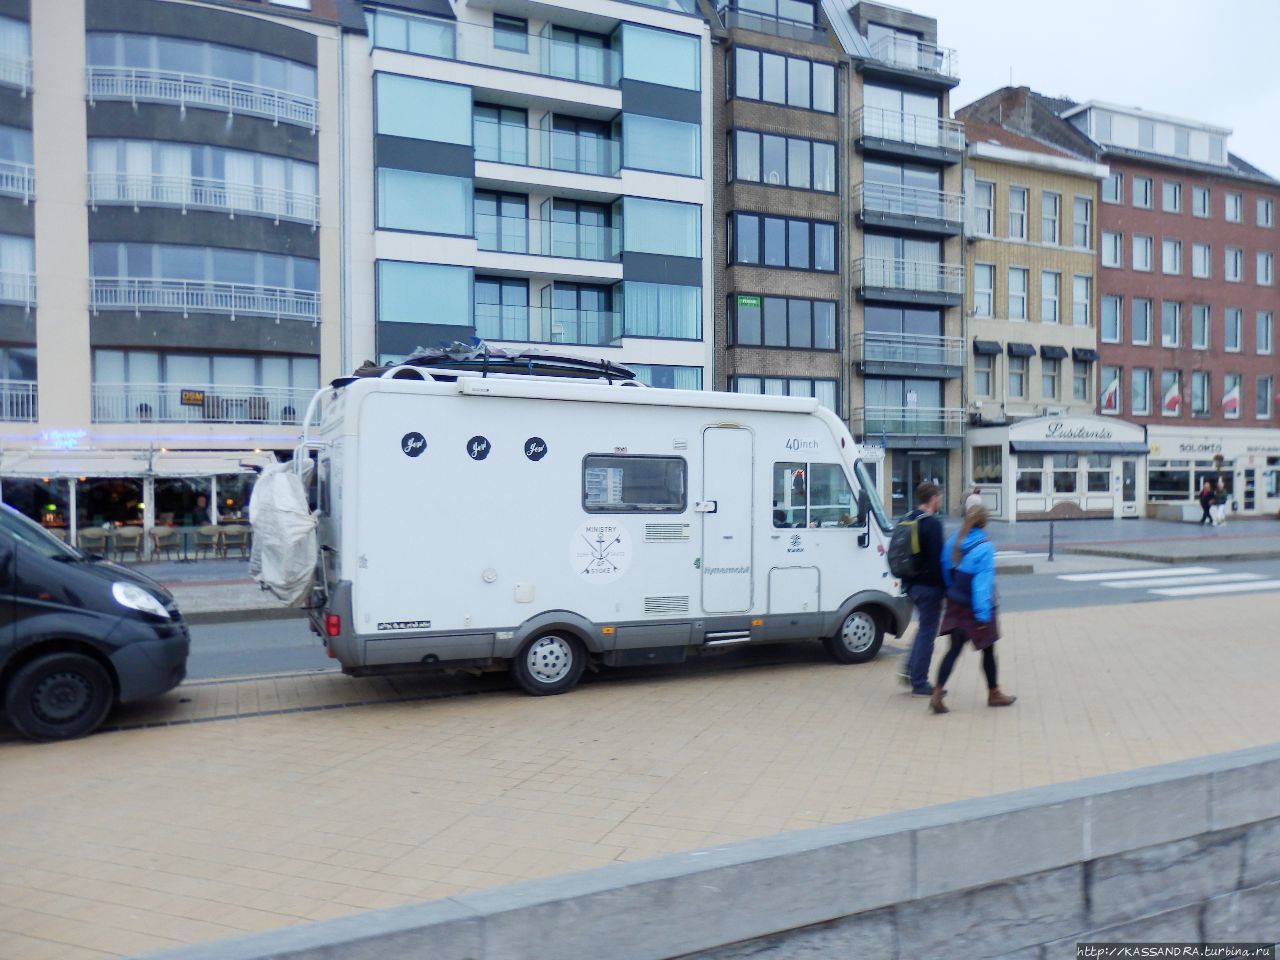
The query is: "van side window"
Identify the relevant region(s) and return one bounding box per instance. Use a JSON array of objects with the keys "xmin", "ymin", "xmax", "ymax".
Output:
[
  {"xmin": 583, "ymin": 455, "xmax": 686, "ymax": 513},
  {"xmin": 774, "ymin": 462, "xmax": 856, "ymax": 528},
  {"xmin": 773, "ymin": 462, "xmax": 807, "ymax": 527}
]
